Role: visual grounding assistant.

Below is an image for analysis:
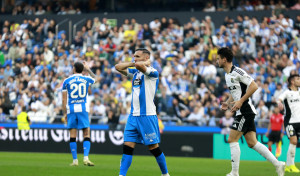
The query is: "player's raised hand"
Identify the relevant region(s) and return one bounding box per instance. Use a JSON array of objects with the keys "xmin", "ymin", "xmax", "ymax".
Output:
[
  {"xmin": 83, "ymin": 61, "xmax": 89, "ymax": 70},
  {"xmin": 221, "ymin": 102, "xmax": 229, "ymax": 111},
  {"xmin": 230, "ymin": 100, "xmax": 242, "ymax": 113}
]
